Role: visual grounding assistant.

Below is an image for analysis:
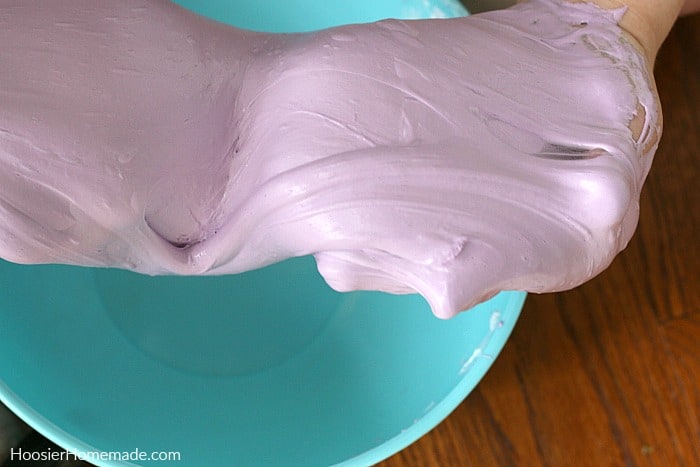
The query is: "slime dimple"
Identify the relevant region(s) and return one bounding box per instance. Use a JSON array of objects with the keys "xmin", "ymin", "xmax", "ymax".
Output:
[{"xmin": 0, "ymin": 0, "xmax": 659, "ymax": 318}]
